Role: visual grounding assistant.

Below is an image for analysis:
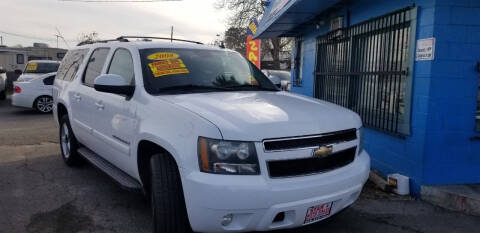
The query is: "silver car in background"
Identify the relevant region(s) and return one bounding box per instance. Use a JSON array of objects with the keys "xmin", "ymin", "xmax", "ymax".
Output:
[{"xmin": 263, "ymin": 69, "xmax": 291, "ymax": 91}]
